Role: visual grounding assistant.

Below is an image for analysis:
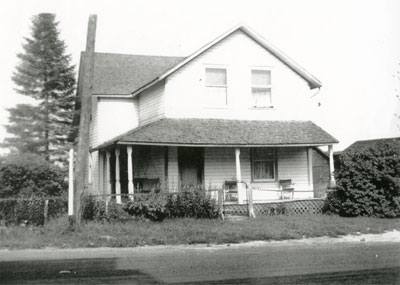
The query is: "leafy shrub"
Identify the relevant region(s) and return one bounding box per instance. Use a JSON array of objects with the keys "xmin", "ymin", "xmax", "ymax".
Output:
[
  {"xmin": 14, "ymin": 199, "xmax": 44, "ymax": 225},
  {"xmin": 82, "ymin": 190, "xmax": 218, "ymax": 222},
  {"xmin": 82, "ymin": 195, "xmax": 131, "ymax": 222},
  {"xmin": 323, "ymin": 141, "xmax": 400, "ymax": 218},
  {"xmin": 0, "ymin": 153, "xmax": 67, "ymax": 198},
  {"xmin": 47, "ymin": 197, "xmax": 68, "ymax": 218},
  {"xmin": 0, "ymin": 197, "xmax": 67, "ymax": 226},
  {"xmin": 271, "ymin": 203, "xmax": 287, "ymax": 215},
  {"xmin": 123, "ymin": 194, "xmax": 168, "ymax": 222},
  {"xmin": 166, "ymin": 190, "xmax": 218, "ymax": 219},
  {"xmin": 0, "ymin": 200, "xmax": 18, "ymax": 225}
]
